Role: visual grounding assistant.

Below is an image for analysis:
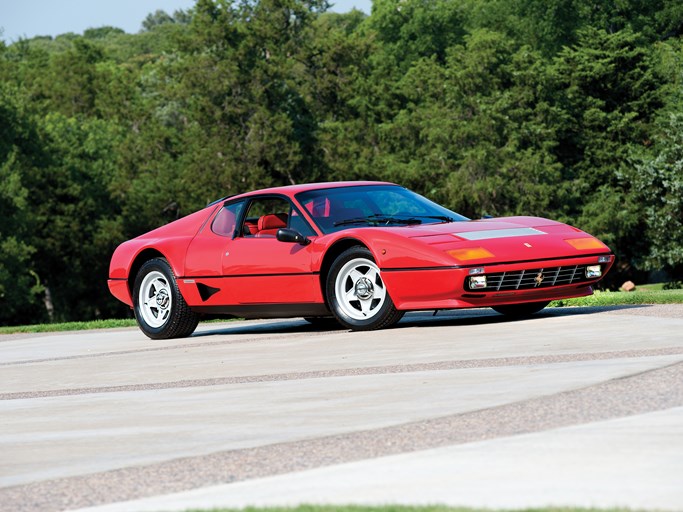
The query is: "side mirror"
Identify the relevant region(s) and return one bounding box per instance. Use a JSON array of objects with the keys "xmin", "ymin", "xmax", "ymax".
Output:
[{"xmin": 277, "ymin": 228, "xmax": 311, "ymax": 245}]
